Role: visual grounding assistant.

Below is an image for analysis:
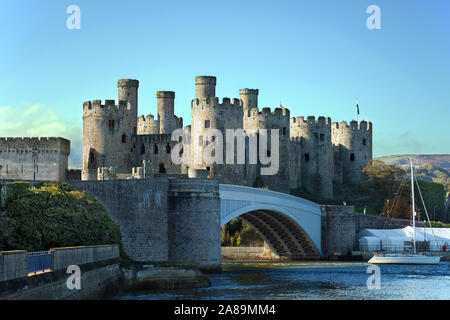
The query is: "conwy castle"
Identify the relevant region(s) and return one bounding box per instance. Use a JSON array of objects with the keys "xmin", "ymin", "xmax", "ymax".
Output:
[{"xmin": 81, "ymin": 76, "xmax": 372, "ymax": 199}]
